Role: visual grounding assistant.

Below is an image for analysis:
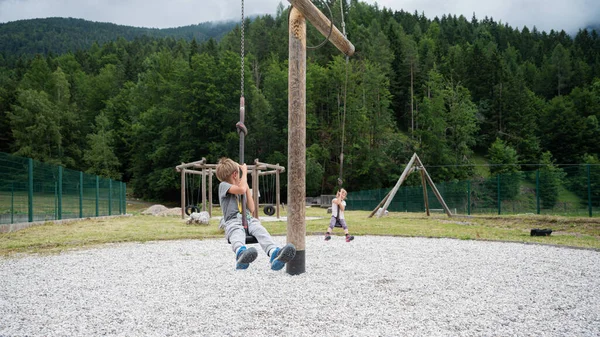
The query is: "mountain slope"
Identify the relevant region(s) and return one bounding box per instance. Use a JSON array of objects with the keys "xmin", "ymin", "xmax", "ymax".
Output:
[{"xmin": 0, "ymin": 17, "xmax": 236, "ymax": 56}]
